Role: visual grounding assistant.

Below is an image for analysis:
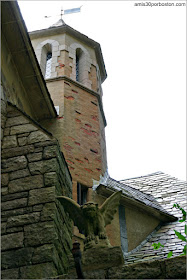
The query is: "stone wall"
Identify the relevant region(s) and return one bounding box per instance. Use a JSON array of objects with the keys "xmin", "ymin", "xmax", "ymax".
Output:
[
  {"xmin": 59, "ymin": 255, "xmax": 186, "ymax": 279},
  {"xmin": 1, "ymin": 102, "xmax": 73, "ymax": 279}
]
